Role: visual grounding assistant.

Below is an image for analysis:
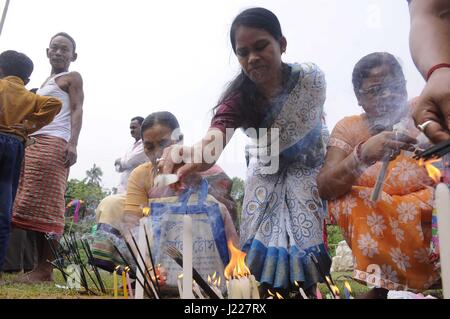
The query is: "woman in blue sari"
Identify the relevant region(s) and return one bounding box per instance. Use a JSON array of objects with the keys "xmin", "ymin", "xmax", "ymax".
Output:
[{"xmin": 160, "ymin": 7, "xmax": 331, "ymax": 296}]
